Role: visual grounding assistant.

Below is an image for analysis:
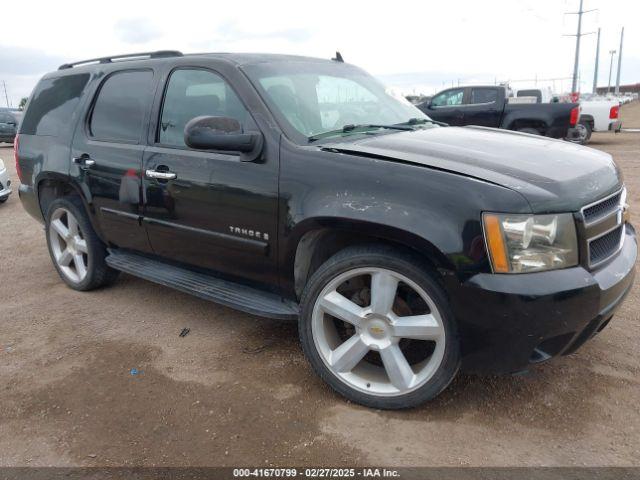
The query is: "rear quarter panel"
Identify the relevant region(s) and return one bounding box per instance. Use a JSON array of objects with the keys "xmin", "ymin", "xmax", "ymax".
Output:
[{"xmin": 501, "ymin": 103, "xmax": 577, "ymax": 138}]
